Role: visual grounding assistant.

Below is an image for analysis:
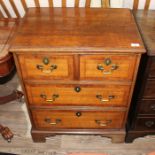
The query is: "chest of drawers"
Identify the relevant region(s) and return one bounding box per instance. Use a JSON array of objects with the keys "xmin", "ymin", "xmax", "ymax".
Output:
[
  {"xmin": 10, "ymin": 8, "xmax": 145, "ymax": 143},
  {"xmin": 126, "ymin": 11, "xmax": 155, "ymax": 142}
]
